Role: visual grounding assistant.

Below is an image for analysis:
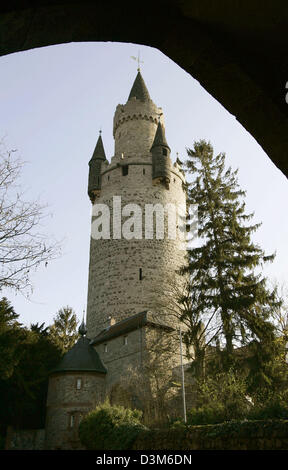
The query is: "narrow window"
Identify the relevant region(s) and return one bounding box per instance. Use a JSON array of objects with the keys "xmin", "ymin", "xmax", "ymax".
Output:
[
  {"xmin": 139, "ymin": 268, "xmax": 143, "ymax": 281},
  {"xmin": 70, "ymin": 415, "xmax": 75, "ymax": 428},
  {"xmin": 104, "ymin": 344, "xmax": 108, "ymax": 353},
  {"xmin": 122, "ymin": 165, "xmax": 128, "ymax": 176},
  {"xmin": 143, "ymin": 168, "xmax": 145, "ymax": 175},
  {"xmin": 123, "ymin": 336, "xmax": 128, "ymax": 346},
  {"xmin": 107, "ymin": 175, "xmax": 110, "ymax": 181},
  {"xmin": 162, "ymin": 148, "xmax": 167, "ymax": 156},
  {"xmin": 76, "ymin": 378, "xmax": 82, "ymax": 390}
]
